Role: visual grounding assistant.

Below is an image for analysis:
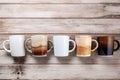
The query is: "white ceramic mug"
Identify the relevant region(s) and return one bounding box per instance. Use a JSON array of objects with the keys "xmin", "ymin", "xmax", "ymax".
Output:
[
  {"xmin": 53, "ymin": 36, "xmax": 76, "ymax": 57},
  {"xmin": 3, "ymin": 35, "xmax": 25, "ymax": 57}
]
